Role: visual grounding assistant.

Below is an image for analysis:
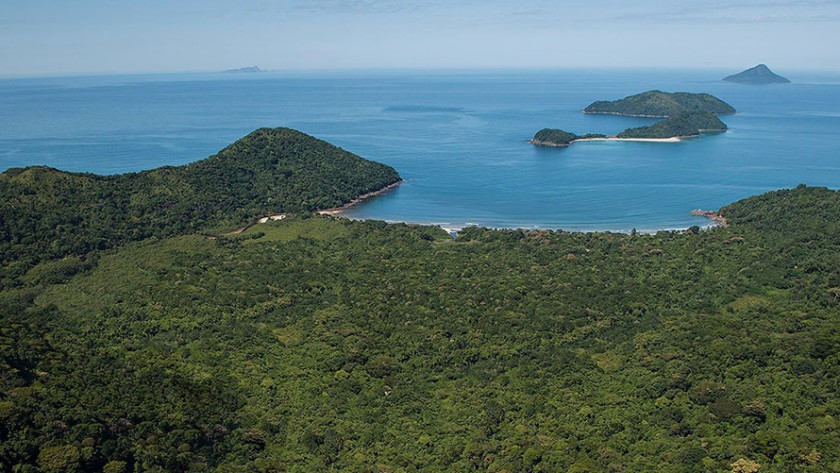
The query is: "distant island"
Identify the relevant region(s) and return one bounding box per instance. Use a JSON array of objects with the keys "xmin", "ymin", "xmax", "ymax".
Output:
[
  {"xmin": 583, "ymin": 90, "xmax": 736, "ymax": 117},
  {"xmin": 533, "ymin": 91, "xmax": 734, "ymax": 147},
  {"xmin": 531, "ymin": 112, "xmax": 726, "ymax": 147},
  {"xmin": 223, "ymin": 65, "xmax": 263, "ymax": 73},
  {"xmin": 723, "ymin": 64, "xmax": 790, "ymax": 84}
]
